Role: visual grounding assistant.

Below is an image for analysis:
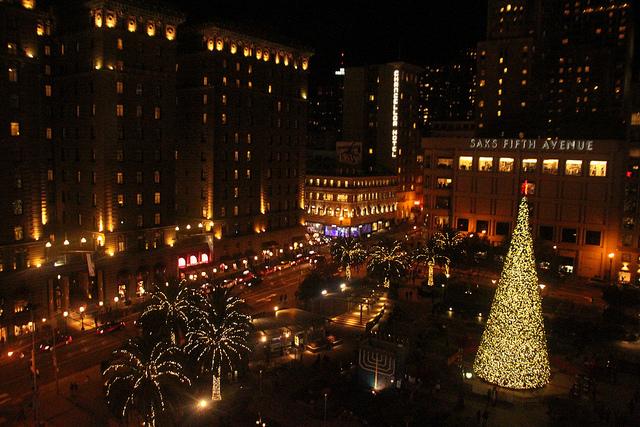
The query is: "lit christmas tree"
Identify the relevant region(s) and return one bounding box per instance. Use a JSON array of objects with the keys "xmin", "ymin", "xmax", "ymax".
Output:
[{"xmin": 473, "ymin": 196, "xmax": 550, "ymax": 389}]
